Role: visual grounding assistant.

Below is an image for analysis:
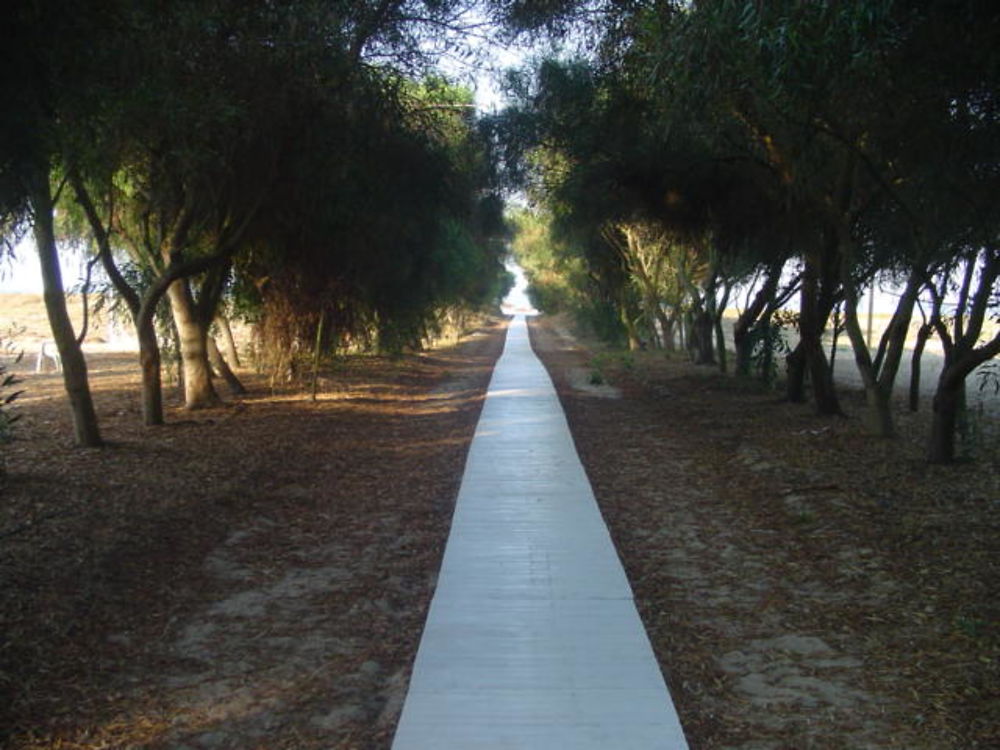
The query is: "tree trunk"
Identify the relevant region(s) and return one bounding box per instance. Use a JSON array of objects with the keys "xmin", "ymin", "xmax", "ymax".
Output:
[
  {"xmin": 844, "ymin": 318, "xmax": 896, "ymax": 436},
  {"xmin": 926, "ymin": 328, "xmax": 998, "ymax": 464},
  {"xmin": 806, "ymin": 340, "xmax": 841, "ymax": 415},
  {"xmin": 216, "ymin": 315, "xmax": 241, "ymax": 367},
  {"xmin": 138, "ymin": 322, "xmax": 164, "ymax": 426},
  {"xmin": 828, "ymin": 303, "xmax": 841, "ymax": 377},
  {"xmin": 29, "ymin": 169, "xmax": 102, "ymax": 446},
  {"xmin": 713, "ymin": 280, "xmax": 732, "ymax": 374},
  {"xmin": 735, "ymin": 261, "xmax": 790, "ymax": 377},
  {"xmin": 786, "ymin": 342, "xmax": 807, "ymax": 400},
  {"xmin": 167, "ymin": 280, "xmax": 221, "ymax": 408},
  {"xmin": 207, "ymin": 335, "xmax": 246, "ymax": 395},
  {"xmin": 68, "ymin": 168, "xmax": 166, "ymax": 426},
  {"xmin": 909, "ymin": 323, "xmax": 932, "ymax": 412},
  {"xmin": 863, "ymin": 387, "xmax": 895, "ymax": 436},
  {"xmin": 842, "ymin": 291, "xmax": 894, "ymax": 436},
  {"xmin": 311, "ymin": 310, "xmax": 325, "ymax": 401},
  {"xmin": 797, "ymin": 251, "xmax": 841, "ymax": 414},
  {"xmin": 928, "ymin": 370, "xmax": 962, "ymax": 463},
  {"xmin": 619, "ymin": 307, "xmax": 642, "ymax": 351},
  {"xmin": 714, "ymin": 315, "xmax": 727, "ymax": 373},
  {"xmin": 642, "ymin": 295, "xmax": 662, "ymax": 348},
  {"xmin": 844, "ymin": 266, "xmax": 920, "ymax": 437},
  {"xmin": 735, "ymin": 325, "xmax": 755, "ymax": 377},
  {"xmin": 656, "ymin": 308, "xmax": 675, "ymax": 352},
  {"xmin": 690, "ymin": 309, "xmax": 715, "ymax": 365}
]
